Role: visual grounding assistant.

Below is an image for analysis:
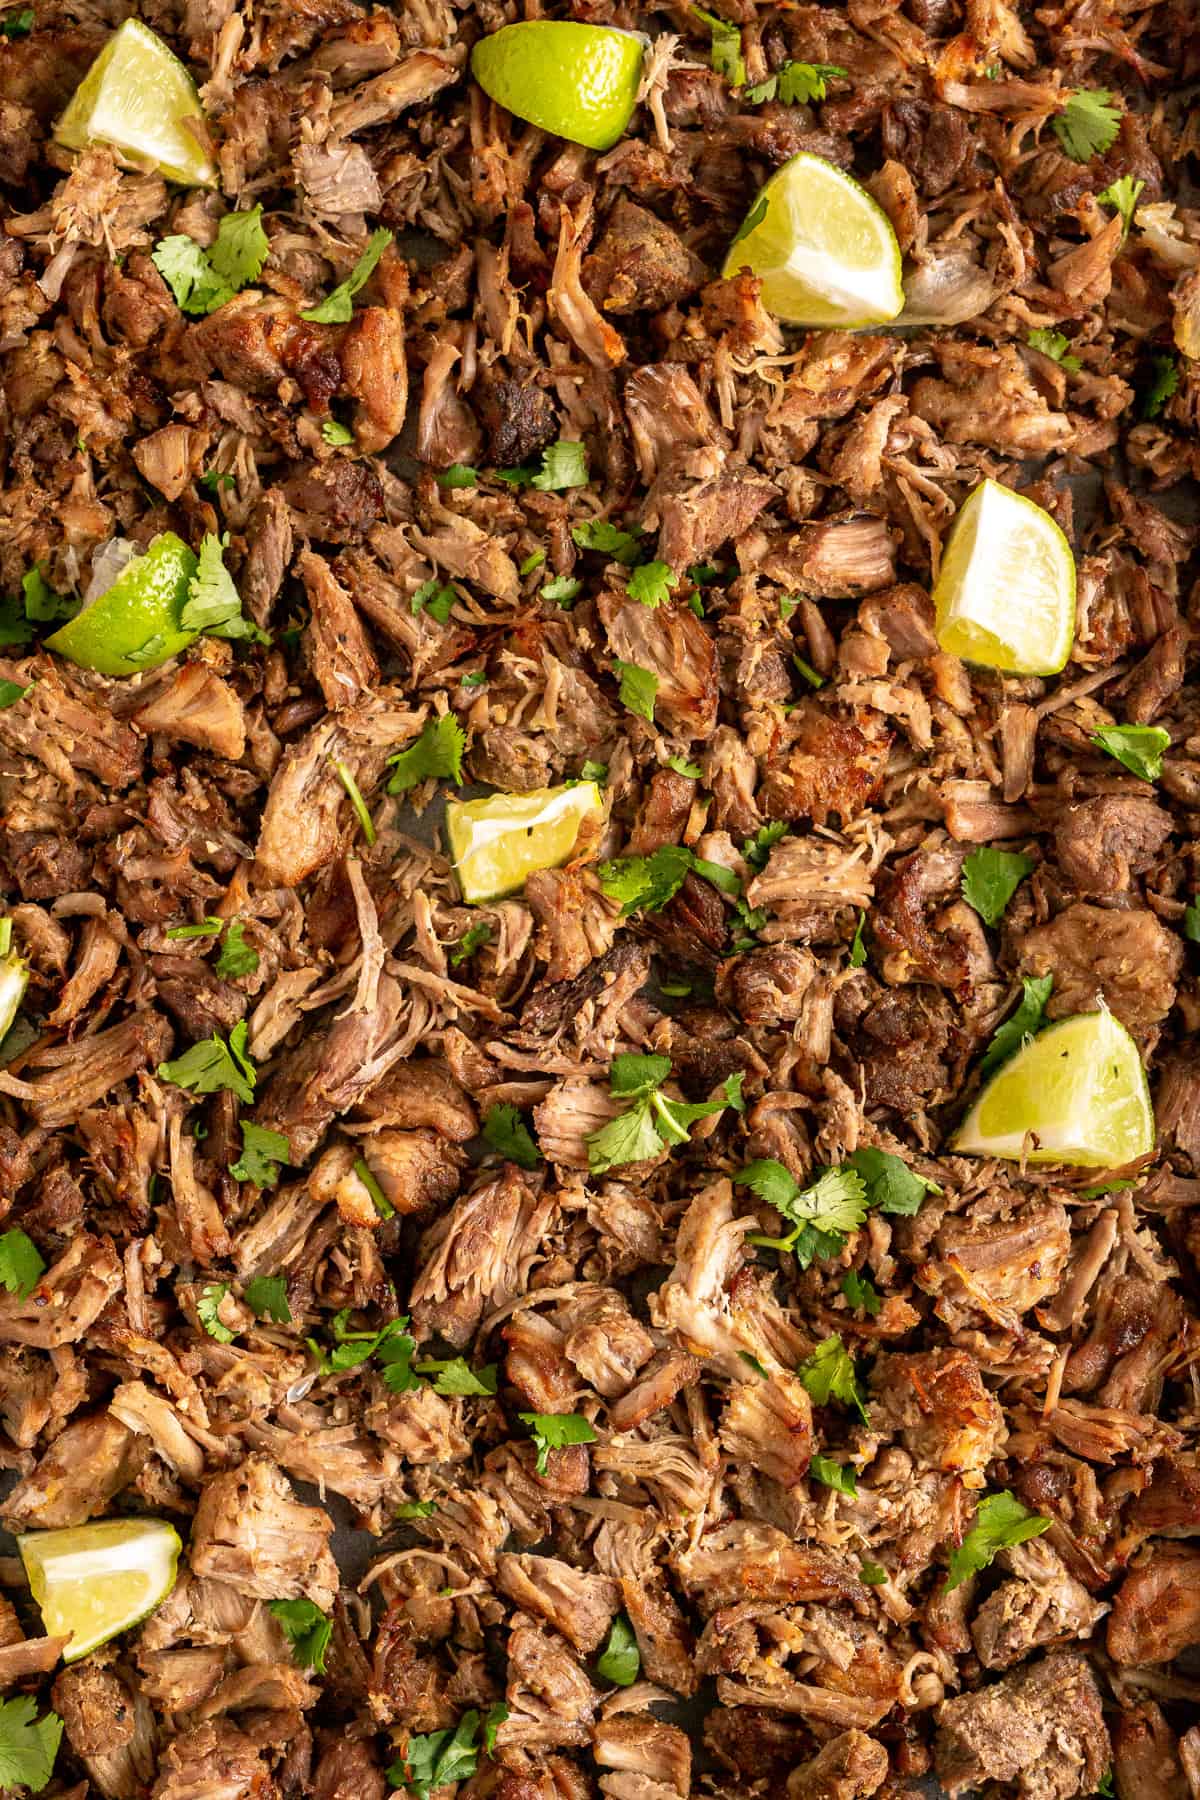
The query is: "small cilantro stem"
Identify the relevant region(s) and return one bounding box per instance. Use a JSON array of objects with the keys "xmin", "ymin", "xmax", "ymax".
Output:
[{"xmin": 331, "ymin": 759, "xmax": 376, "ymax": 846}]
